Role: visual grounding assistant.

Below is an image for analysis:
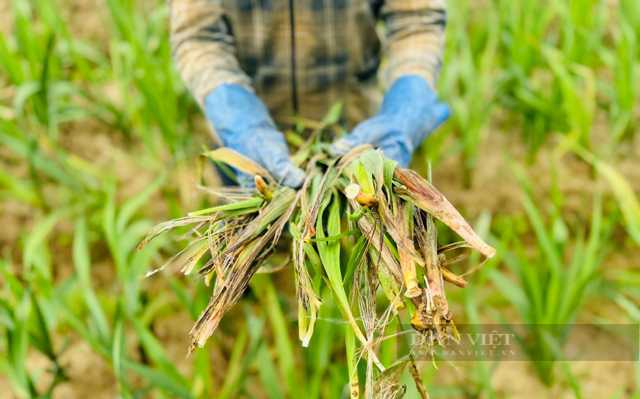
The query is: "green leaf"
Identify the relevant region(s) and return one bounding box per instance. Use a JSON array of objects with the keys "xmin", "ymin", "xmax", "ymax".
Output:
[
  {"xmin": 73, "ymin": 217, "xmax": 110, "ymax": 344},
  {"xmin": 27, "ymin": 295, "xmax": 55, "ymax": 360},
  {"xmin": 188, "ymin": 197, "xmax": 264, "ymax": 216},
  {"xmin": 125, "ymin": 361, "xmax": 194, "ymax": 399},
  {"xmin": 129, "ymin": 317, "xmax": 191, "ymax": 390},
  {"xmin": 572, "ymin": 143, "xmax": 640, "ymax": 245},
  {"xmin": 23, "ymin": 209, "xmax": 64, "ymax": 278},
  {"xmin": 343, "ymin": 235, "xmax": 367, "ymax": 286},
  {"xmin": 322, "ymin": 99, "xmax": 344, "ymax": 125},
  {"xmin": 116, "ymin": 175, "xmax": 165, "ymax": 233}
]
